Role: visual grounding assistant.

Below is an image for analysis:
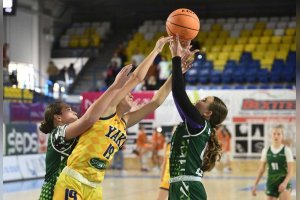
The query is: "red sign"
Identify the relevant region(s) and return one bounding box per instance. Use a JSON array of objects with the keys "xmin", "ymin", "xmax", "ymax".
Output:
[
  {"xmin": 81, "ymin": 91, "xmax": 155, "ymax": 119},
  {"xmin": 241, "ymin": 99, "xmax": 295, "ymax": 110}
]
